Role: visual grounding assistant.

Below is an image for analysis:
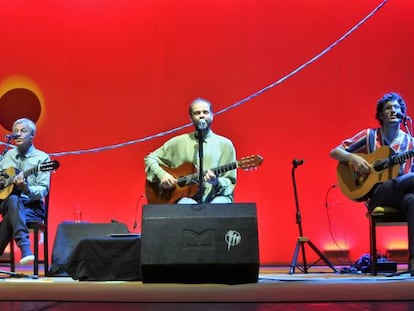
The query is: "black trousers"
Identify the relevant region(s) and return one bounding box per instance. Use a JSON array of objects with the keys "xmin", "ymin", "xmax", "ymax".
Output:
[{"xmin": 0, "ymin": 194, "xmax": 44, "ymax": 256}]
